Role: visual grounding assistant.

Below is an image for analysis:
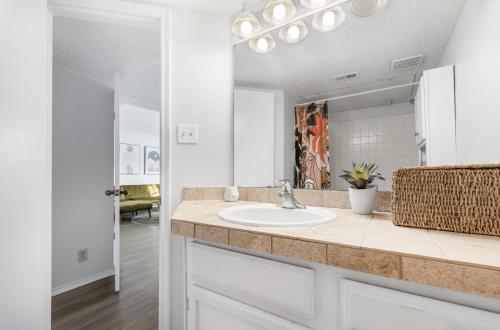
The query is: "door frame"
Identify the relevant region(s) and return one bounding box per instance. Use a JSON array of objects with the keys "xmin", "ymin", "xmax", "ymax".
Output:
[
  {"xmin": 113, "ymin": 73, "xmax": 121, "ymax": 292},
  {"xmin": 47, "ymin": 1, "xmax": 171, "ymax": 328}
]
